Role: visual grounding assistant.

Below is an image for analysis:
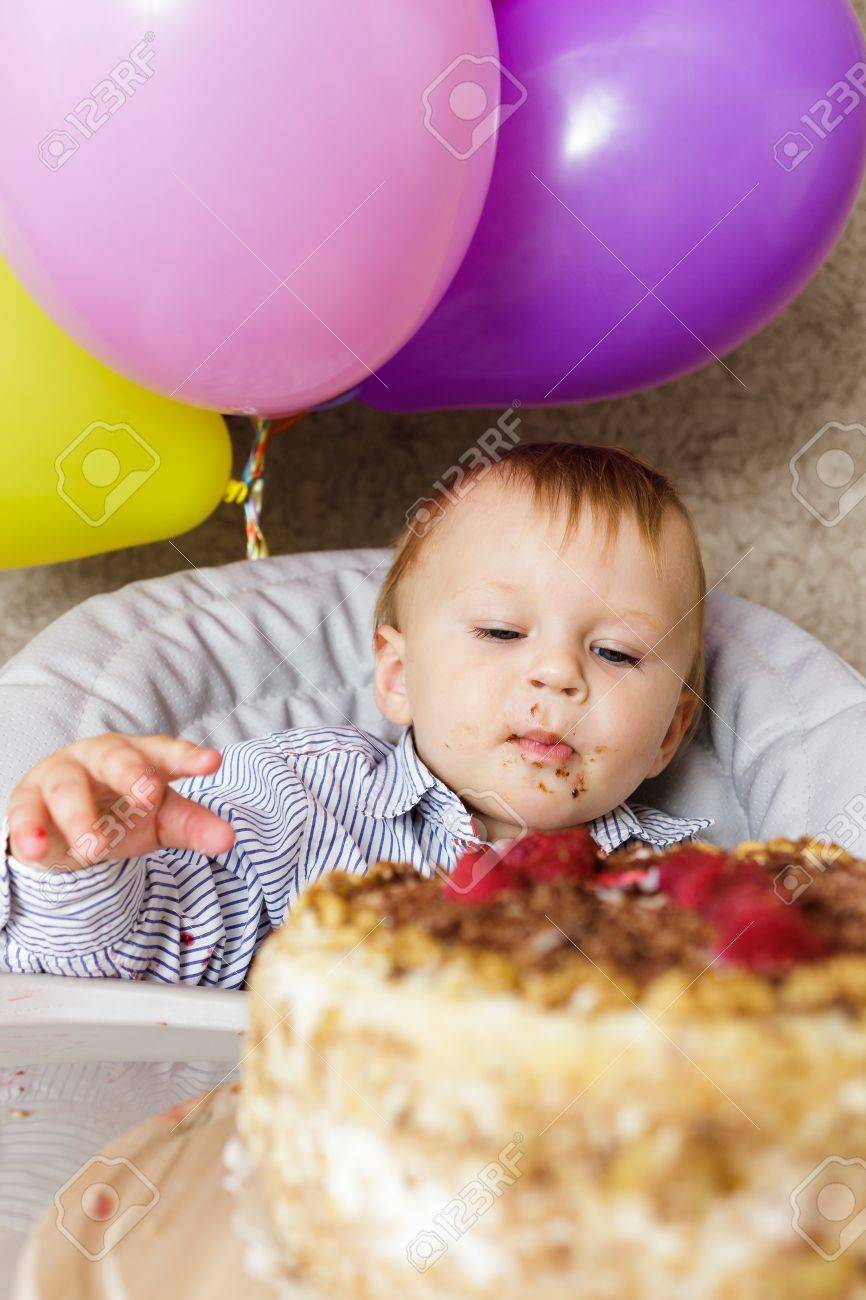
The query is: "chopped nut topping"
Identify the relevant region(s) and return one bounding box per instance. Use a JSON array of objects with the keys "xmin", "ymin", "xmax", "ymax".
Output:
[{"xmin": 287, "ymin": 837, "xmax": 866, "ymax": 1013}]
